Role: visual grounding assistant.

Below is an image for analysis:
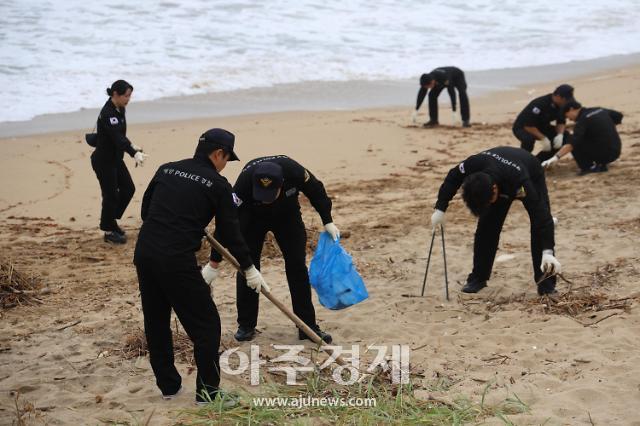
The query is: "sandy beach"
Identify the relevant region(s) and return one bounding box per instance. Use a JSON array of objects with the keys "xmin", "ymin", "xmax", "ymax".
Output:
[{"xmin": 1, "ymin": 62, "xmax": 640, "ymax": 425}]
